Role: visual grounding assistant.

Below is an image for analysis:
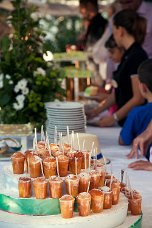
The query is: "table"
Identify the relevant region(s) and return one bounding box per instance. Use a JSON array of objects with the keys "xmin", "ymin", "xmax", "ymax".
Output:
[
  {"xmin": 0, "ymin": 126, "xmax": 152, "ymax": 227},
  {"xmin": 87, "ymin": 126, "xmax": 152, "ymax": 228}
]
